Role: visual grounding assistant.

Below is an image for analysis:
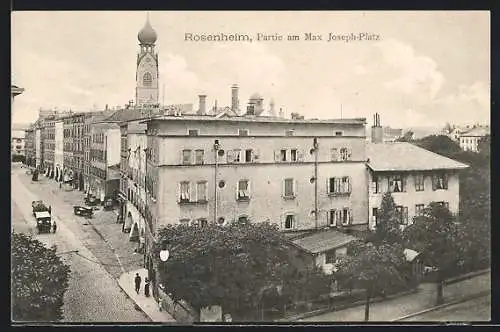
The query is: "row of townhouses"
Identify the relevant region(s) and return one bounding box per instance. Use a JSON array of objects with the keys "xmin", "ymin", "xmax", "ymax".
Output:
[{"xmin": 21, "ymin": 16, "xmax": 469, "ymax": 296}]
